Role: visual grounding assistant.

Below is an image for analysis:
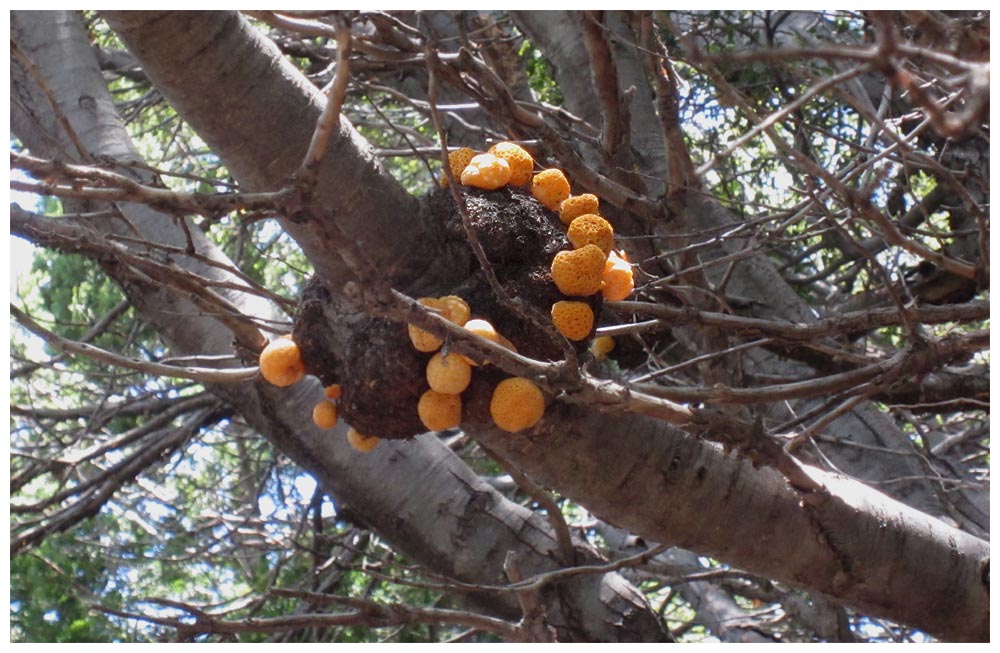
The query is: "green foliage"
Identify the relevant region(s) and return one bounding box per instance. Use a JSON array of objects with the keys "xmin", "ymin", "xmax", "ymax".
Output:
[
  {"xmin": 10, "ymin": 531, "xmax": 117, "ymax": 642},
  {"xmin": 517, "ymin": 39, "xmax": 563, "ymax": 106},
  {"xmin": 31, "ymin": 253, "xmax": 127, "ymax": 340},
  {"xmin": 11, "ymin": 9, "xmax": 988, "ymax": 644}
]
